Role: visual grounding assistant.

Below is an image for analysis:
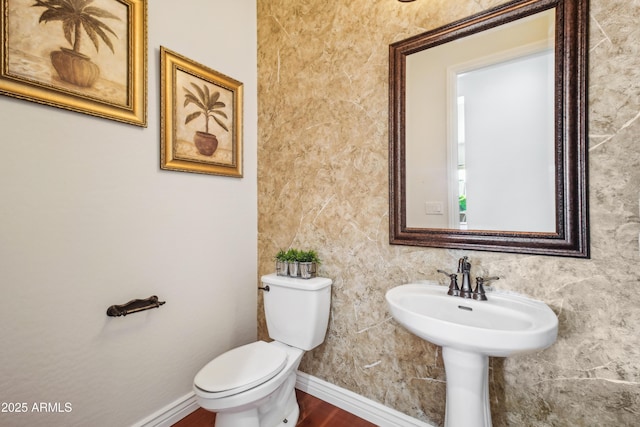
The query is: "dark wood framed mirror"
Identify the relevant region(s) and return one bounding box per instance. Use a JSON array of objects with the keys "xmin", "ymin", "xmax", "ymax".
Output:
[{"xmin": 389, "ymin": 0, "xmax": 589, "ymax": 257}]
